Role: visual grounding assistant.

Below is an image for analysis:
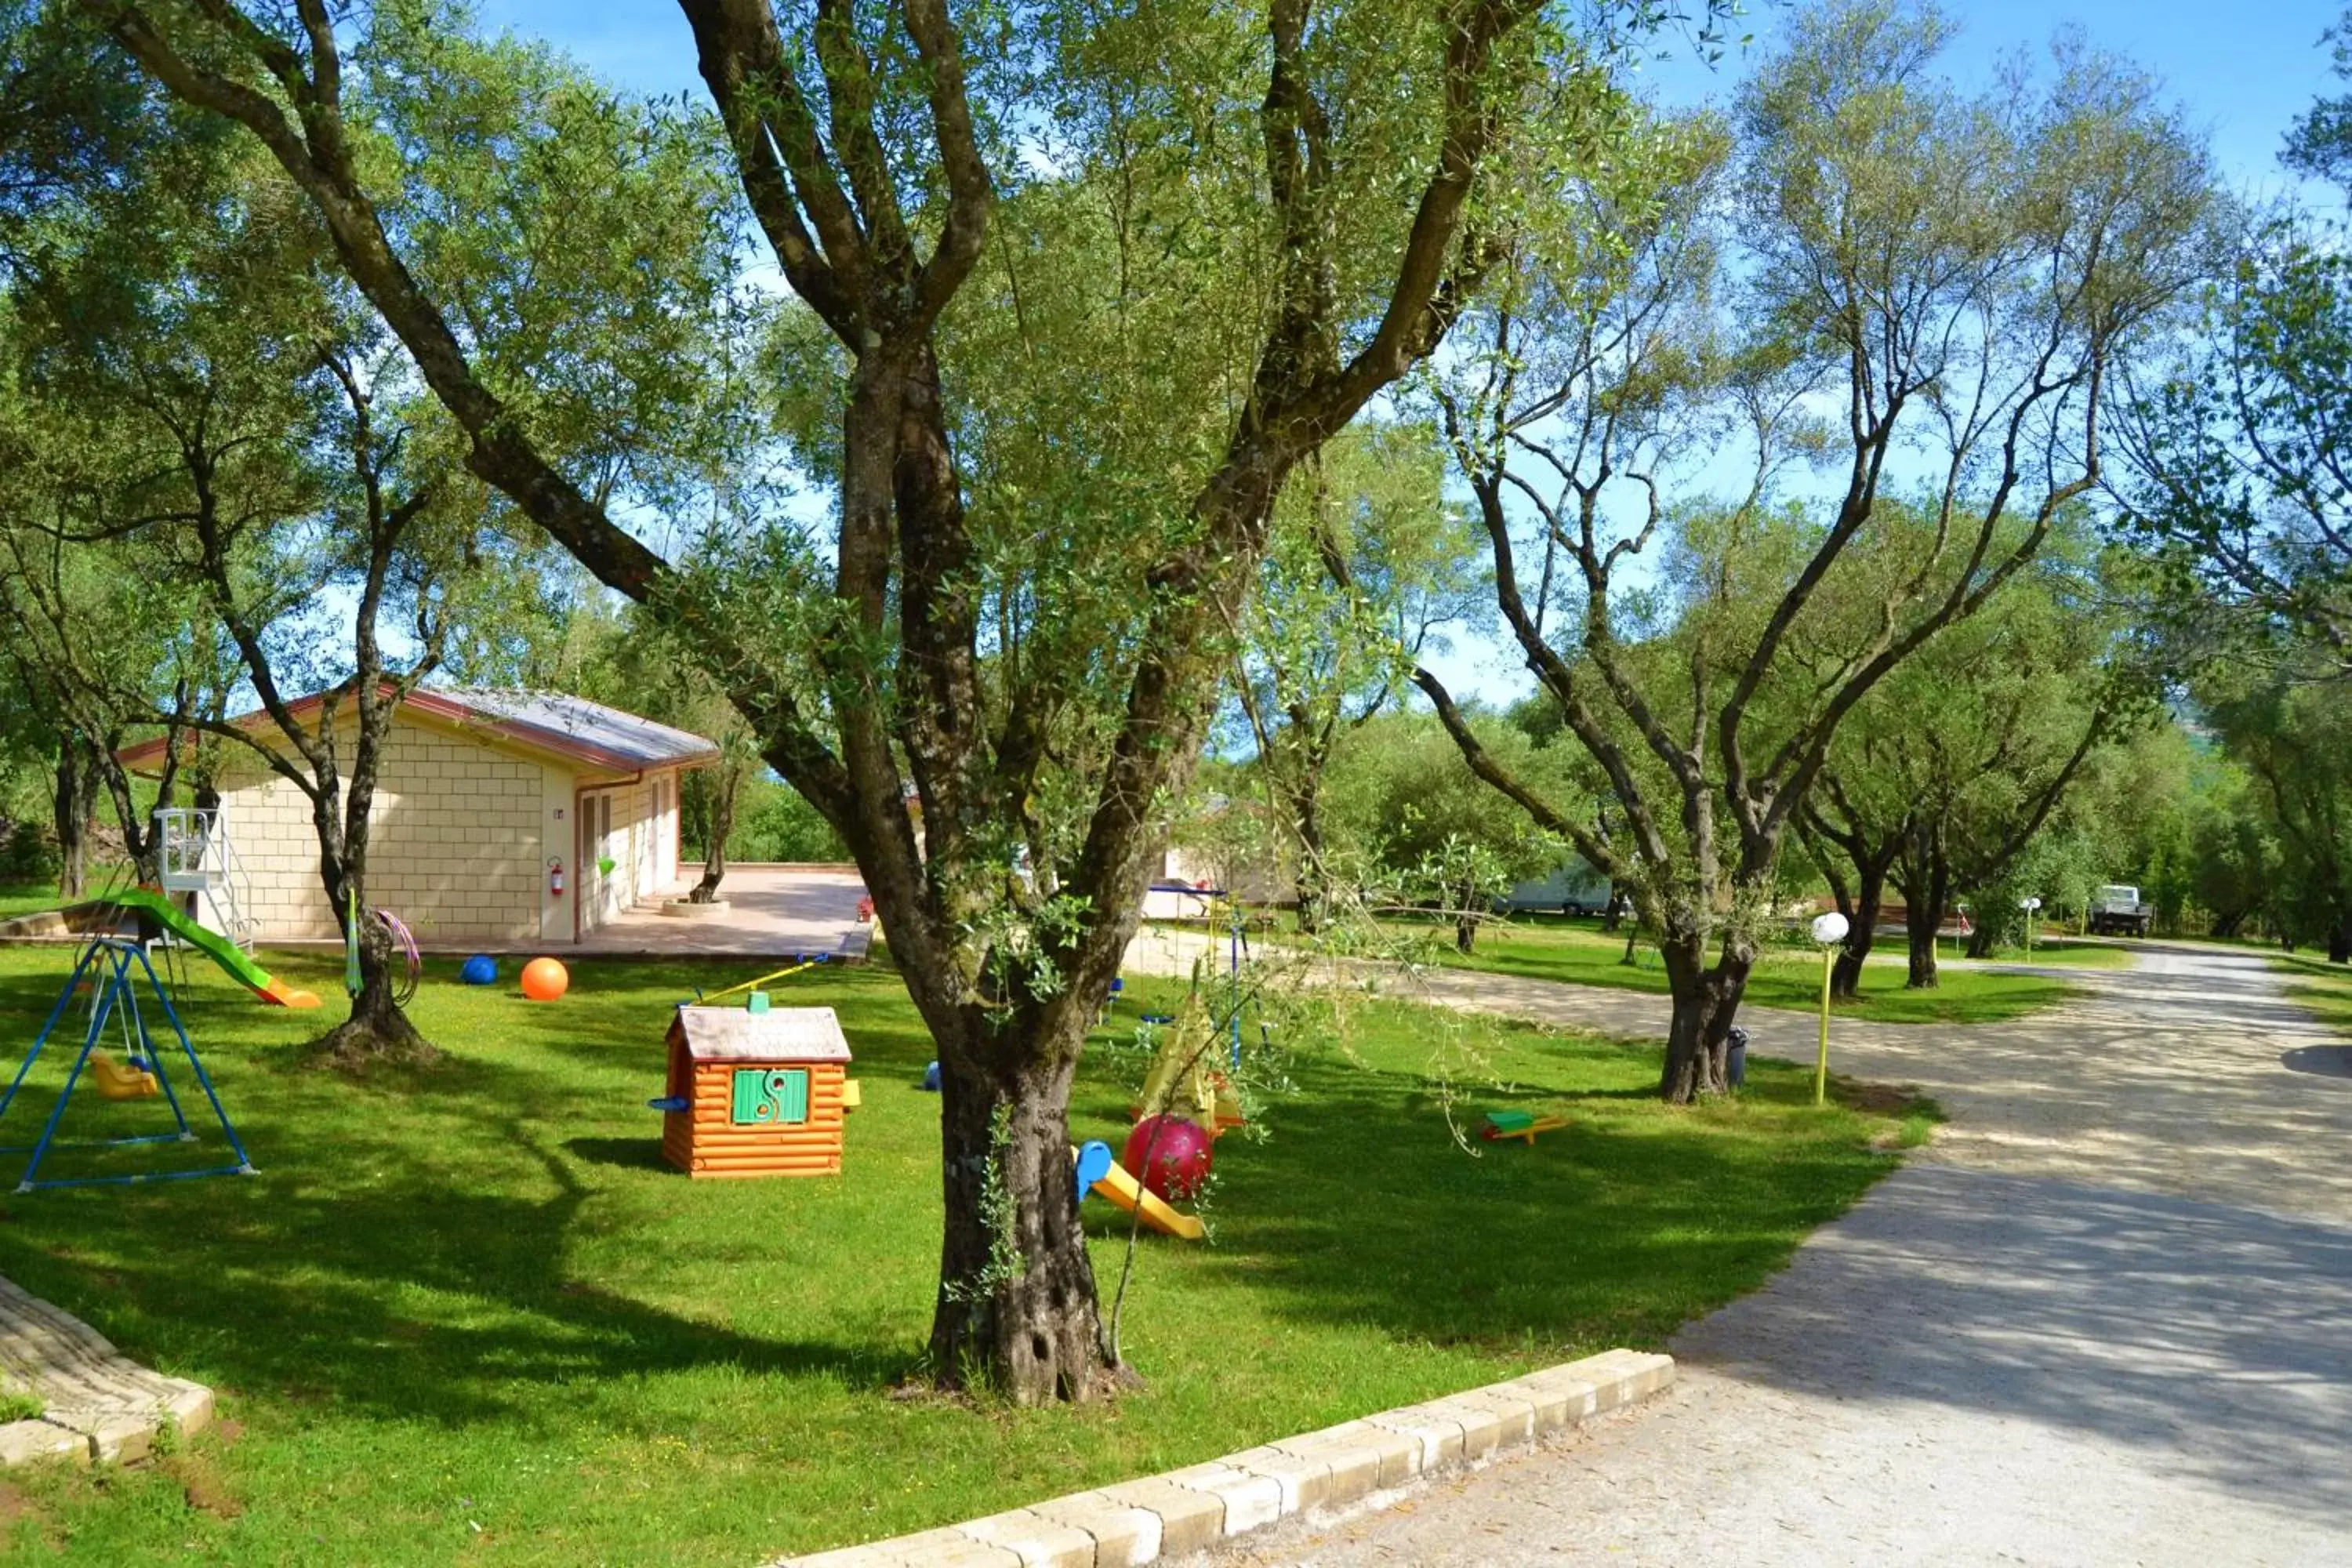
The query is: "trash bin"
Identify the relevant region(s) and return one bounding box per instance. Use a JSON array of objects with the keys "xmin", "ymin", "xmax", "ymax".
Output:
[{"xmin": 1726, "ymin": 1025, "xmax": 1750, "ymax": 1088}]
